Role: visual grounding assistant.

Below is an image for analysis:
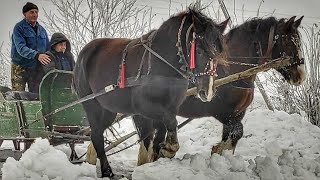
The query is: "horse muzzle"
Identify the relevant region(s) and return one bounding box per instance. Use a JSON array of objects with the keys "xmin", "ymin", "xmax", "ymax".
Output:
[
  {"xmin": 197, "ymin": 89, "xmax": 215, "ymax": 102},
  {"xmin": 284, "ymin": 62, "xmax": 306, "ymax": 86},
  {"xmin": 196, "ymin": 75, "xmax": 216, "ymax": 102}
]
